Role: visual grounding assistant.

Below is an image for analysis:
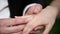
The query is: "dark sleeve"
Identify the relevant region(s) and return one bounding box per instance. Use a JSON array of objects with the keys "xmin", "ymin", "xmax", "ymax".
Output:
[
  {"xmin": 25, "ymin": 0, "xmax": 47, "ymax": 8},
  {"xmin": 8, "ymin": 0, "xmax": 47, "ymax": 18}
]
